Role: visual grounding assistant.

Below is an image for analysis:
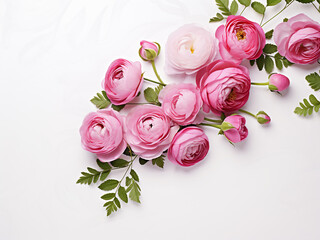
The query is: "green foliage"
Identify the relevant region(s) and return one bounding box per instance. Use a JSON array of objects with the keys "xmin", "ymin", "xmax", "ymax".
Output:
[
  {"xmin": 251, "ymin": 53, "xmax": 293, "ymax": 72},
  {"xmin": 265, "ymin": 29, "xmax": 274, "ymax": 39},
  {"xmin": 144, "ymin": 87, "xmax": 160, "ymax": 105},
  {"xmin": 139, "ymin": 158, "xmax": 149, "ymax": 165},
  {"xmin": 110, "ymin": 159, "xmax": 129, "ymax": 168},
  {"xmin": 256, "ymin": 54, "xmax": 265, "ymax": 71},
  {"xmin": 209, "ymin": 13, "xmax": 224, "ymax": 22},
  {"xmin": 152, "ymin": 155, "xmax": 165, "ymax": 168},
  {"xmin": 296, "ymin": 0, "xmax": 315, "ymax": 3},
  {"xmin": 111, "ymin": 104, "xmax": 125, "ymax": 111},
  {"xmin": 128, "ymin": 181, "xmax": 141, "ymax": 203},
  {"xmin": 123, "ymin": 146, "xmax": 135, "ymax": 157},
  {"xmin": 118, "ymin": 186, "xmax": 128, "ymax": 203},
  {"xmin": 230, "ymin": 0, "xmax": 239, "ymax": 14},
  {"xmin": 264, "ymin": 55, "xmax": 274, "ymax": 74},
  {"xmin": 238, "ymin": 0, "xmax": 251, "ymax": 7},
  {"xmin": 263, "ymin": 44, "xmax": 277, "ymax": 54},
  {"xmin": 96, "ymin": 159, "xmax": 112, "ymax": 171},
  {"xmin": 251, "ymin": 1, "xmax": 265, "ymax": 14},
  {"xmin": 294, "ymin": 94, "xmax": 320, "ymax": 116},
  {"xmin": 98, "ymin": 179, "xmax": 119, "ymax": 191},
  {"xmin": 306, "ymin": 72, "xmax": 320, "ymax": 91},
  {"xmin": 76, "ymin": 167, "xmax": 110, "ymax": 185},
  {"xmin": 215, "ymin": 0, "xmax": 232, "ymax": 16},
  {"xmin": 267, "ymin": 0, "xmax": 282, "ymax": 6},
  {"xmin": 90, "ymin": 91, "xmax": 111, "ymax": 109}
]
